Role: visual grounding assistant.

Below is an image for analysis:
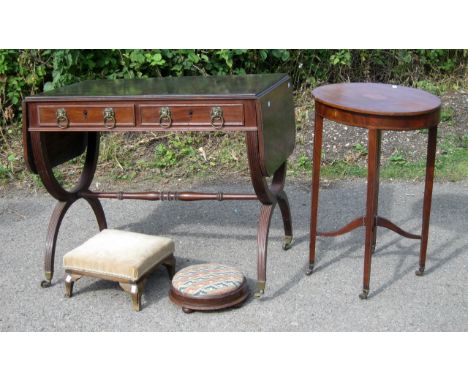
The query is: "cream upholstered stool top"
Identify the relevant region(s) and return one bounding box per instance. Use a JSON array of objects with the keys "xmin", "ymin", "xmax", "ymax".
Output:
[
  {"xmin": 169, "ymin": 263, "xmax": 249, "ymax": 313},
  {"xmin": 63, "ymin": 229, "xmax": 175, "ymax": 311}
]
